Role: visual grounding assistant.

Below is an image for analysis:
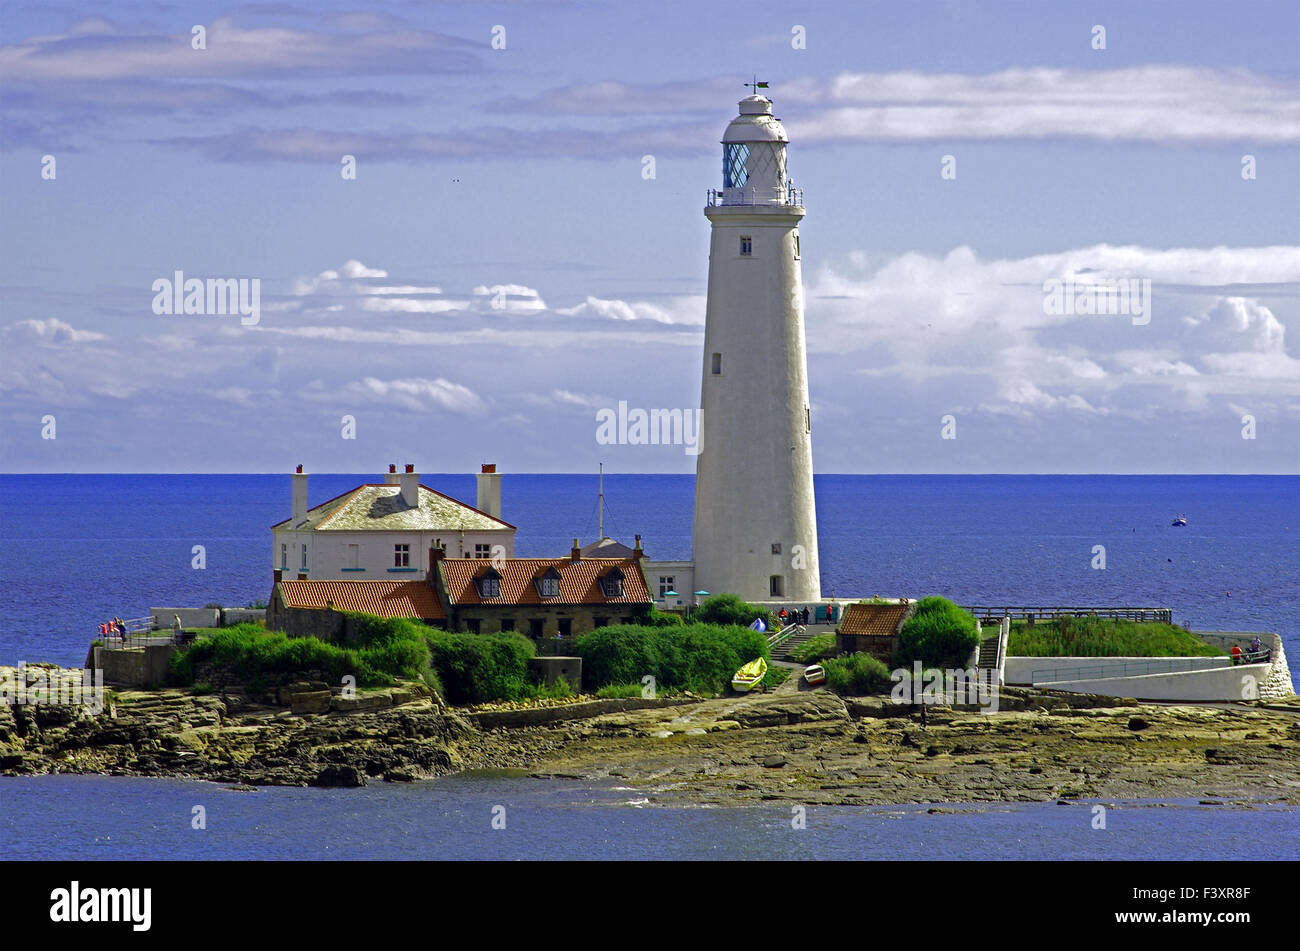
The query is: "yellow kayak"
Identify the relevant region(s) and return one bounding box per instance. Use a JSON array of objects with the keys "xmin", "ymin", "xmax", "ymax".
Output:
[{"xmin": 732, "ymin": 656, "xmax": 768, "ymax": 693}]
